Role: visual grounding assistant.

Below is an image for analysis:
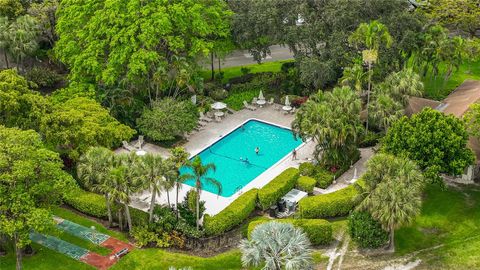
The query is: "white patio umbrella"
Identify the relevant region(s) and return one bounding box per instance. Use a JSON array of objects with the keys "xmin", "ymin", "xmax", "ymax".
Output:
[
  {"xmin": 284, "ymin": 95, "xmax": 291, "ymax": 107},
  {"xmin": 211, "ymin": 101, "xmax": 227, "ymax": 110},
  {"xmin": 258, "ymin": 90, "xmax": 265, "ymax": 100}
]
